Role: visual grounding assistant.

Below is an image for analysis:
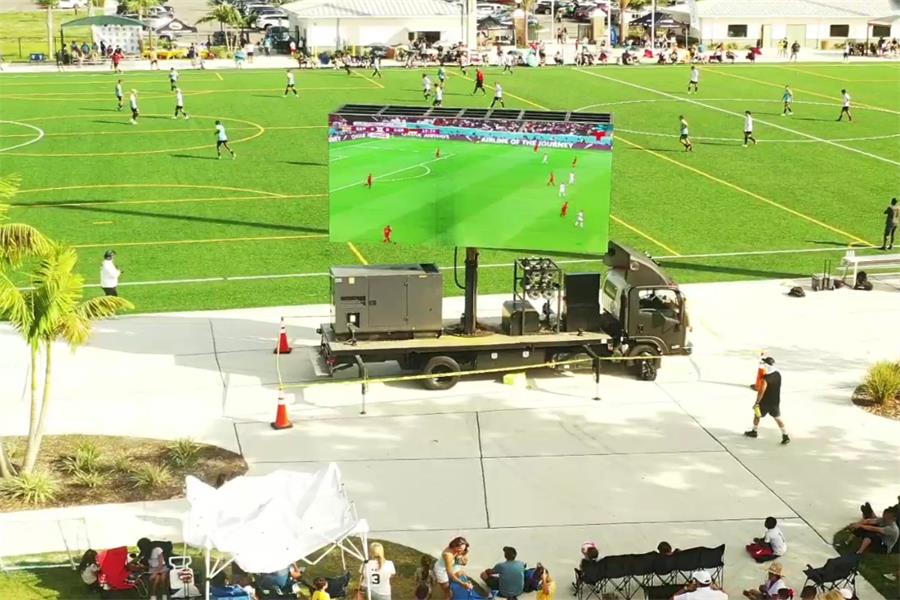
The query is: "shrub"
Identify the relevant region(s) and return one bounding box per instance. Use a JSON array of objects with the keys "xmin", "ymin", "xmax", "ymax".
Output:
[
  {"xmin": 110, "ymin": 452, "xmax": 133, "ymax": 475},
  {"xmin": 59, "ymin": 441, "xmax": 103, "ymax": 475},
  {"xmin": 130, "ymin": 464, "xmax": 172, "ymax": 490},
  {"xmin": 71, "ymin": 470, "xmax": 109, "ymax": 489},
  {"xmin": 166, "ymin": 439, "xmax": 200, "ymax": 469},
  {"xmin": 0, "ymin": 472, "xmax": 58, "ymax": 506},
  {"xmin": 864, "ymin": 361, "xmax": 900, "ymax": 404}
]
